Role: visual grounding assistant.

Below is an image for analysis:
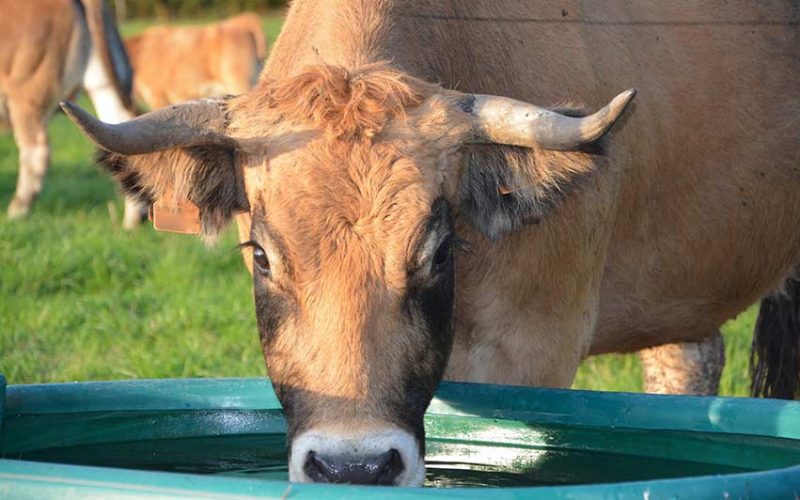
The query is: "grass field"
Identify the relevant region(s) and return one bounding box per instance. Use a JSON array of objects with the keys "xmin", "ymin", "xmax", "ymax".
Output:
[{"xmin": 0, "ymin": 15, "xmax": 757, "ymax": 396}]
